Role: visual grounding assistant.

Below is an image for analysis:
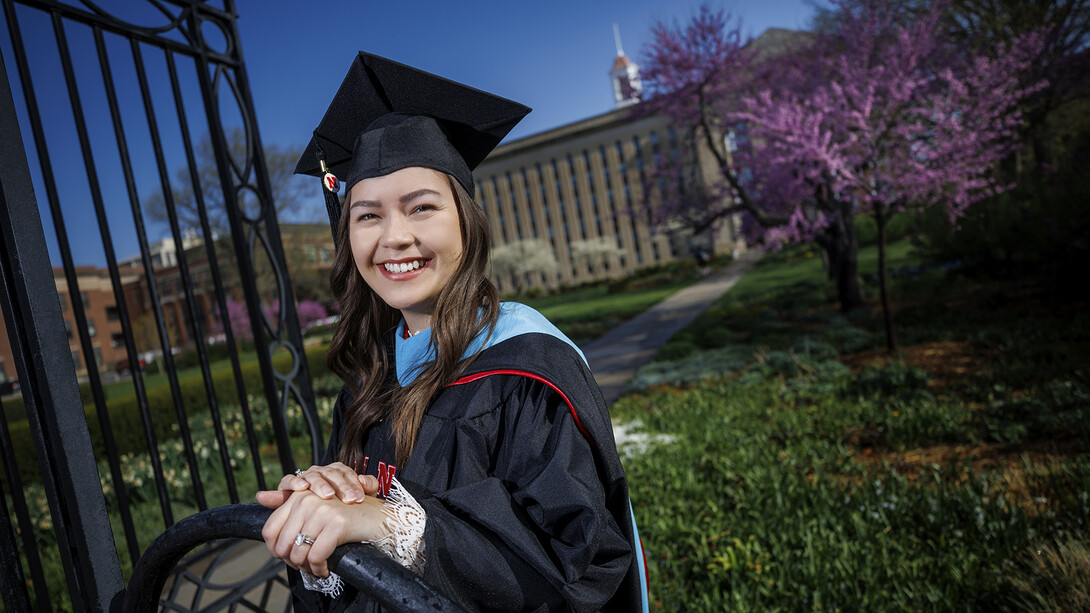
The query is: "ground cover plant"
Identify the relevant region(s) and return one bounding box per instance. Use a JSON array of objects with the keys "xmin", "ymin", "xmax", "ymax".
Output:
[
  {"xmin": 617, "ymin": 241, "xmax": 1089, "ymax": 611},
  {"xmin": 6, "ymin": 372, "xmax": 343, "ymax": 611}
]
